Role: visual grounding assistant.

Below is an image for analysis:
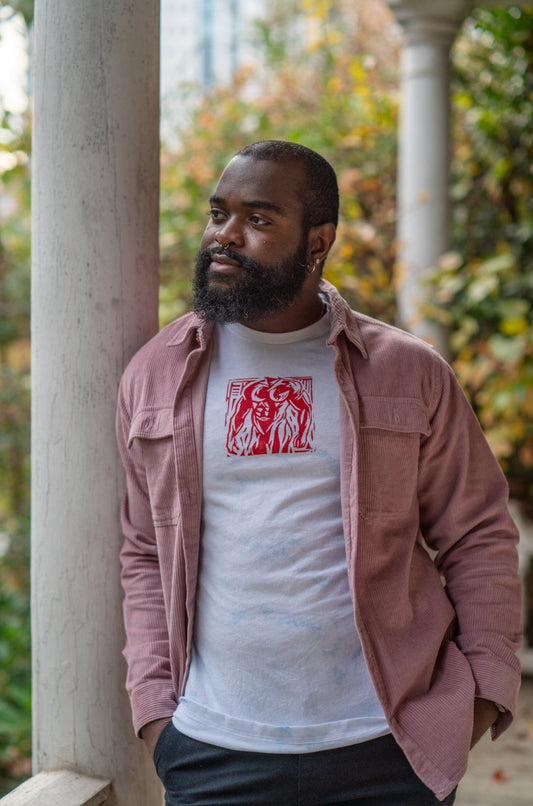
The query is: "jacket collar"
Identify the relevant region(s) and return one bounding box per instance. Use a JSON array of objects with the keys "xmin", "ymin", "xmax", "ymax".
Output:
[
  {"xmin": 165, "ymin": 280, "xmax": 368, "ymax": 358},
  {"xmin": 320, "ymin": 279, "xmax": 368, "ymax": 359},
  {"xmin": 166, "ymin": 314, "xmax": 214, "ymax": 348}
]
